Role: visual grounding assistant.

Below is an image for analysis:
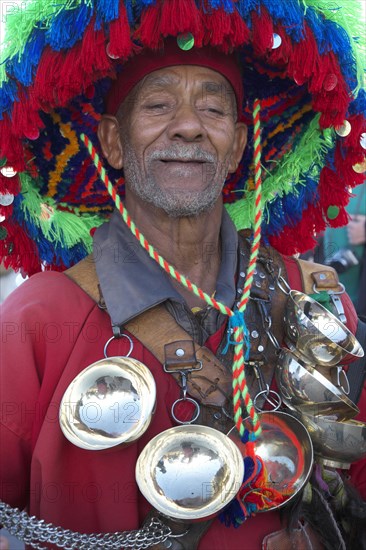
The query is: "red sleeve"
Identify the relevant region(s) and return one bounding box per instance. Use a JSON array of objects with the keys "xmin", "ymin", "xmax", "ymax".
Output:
[
  {"xmin": 0, "ymin": 280, "xmax": 42, "ymax": 508},
  {"xmin": 0, "ymin": 272, "xmax": 96, "ymax": 509}
]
